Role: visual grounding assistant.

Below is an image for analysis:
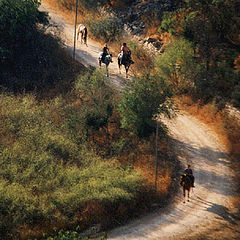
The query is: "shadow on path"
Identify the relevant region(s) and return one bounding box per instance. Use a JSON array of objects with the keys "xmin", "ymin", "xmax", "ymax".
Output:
[{"xmin": 195, "ymin": 196, "xmax": 240, "ymax": 226}]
